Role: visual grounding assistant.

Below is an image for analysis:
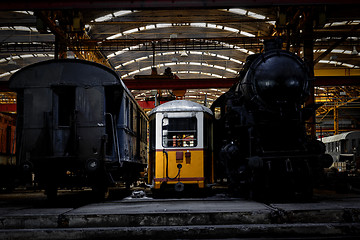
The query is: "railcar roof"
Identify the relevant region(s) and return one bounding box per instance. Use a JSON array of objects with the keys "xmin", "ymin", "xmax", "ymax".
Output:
[
  {"xmin": 321, "ymin": 131, "xmax": 360, "ymax": 143},
  {"xmin": 148, "ymin": 100, "xmax": 213, "ymax": 116}
]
